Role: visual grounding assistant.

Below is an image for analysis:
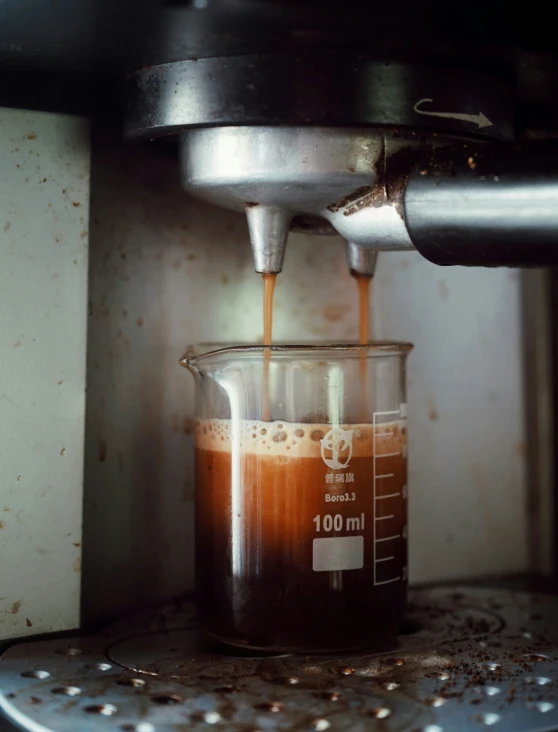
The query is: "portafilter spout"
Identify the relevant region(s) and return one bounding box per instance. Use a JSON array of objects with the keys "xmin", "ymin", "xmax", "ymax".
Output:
[
  {"xmin": 245, "ymin": 204, "xmax": 292, "ymax": 274},
  {"xmin": 346, "ymin": 240, "xmax": 378, "ymax": 278}
]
